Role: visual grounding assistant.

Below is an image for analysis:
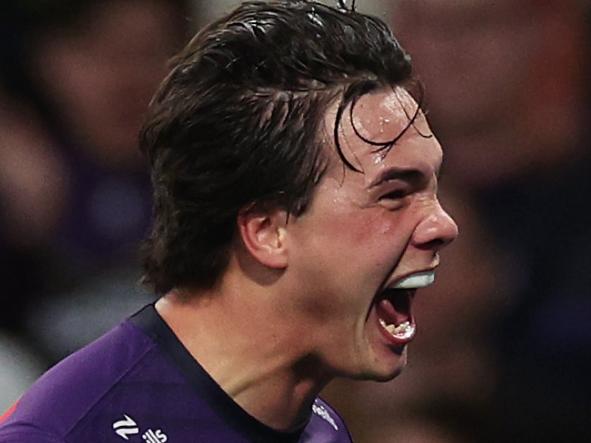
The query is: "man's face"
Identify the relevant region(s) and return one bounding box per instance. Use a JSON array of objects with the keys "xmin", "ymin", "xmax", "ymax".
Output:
[{"xmin": 284, "ymin": 88, "xmax": 458, "ymax": 381}]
